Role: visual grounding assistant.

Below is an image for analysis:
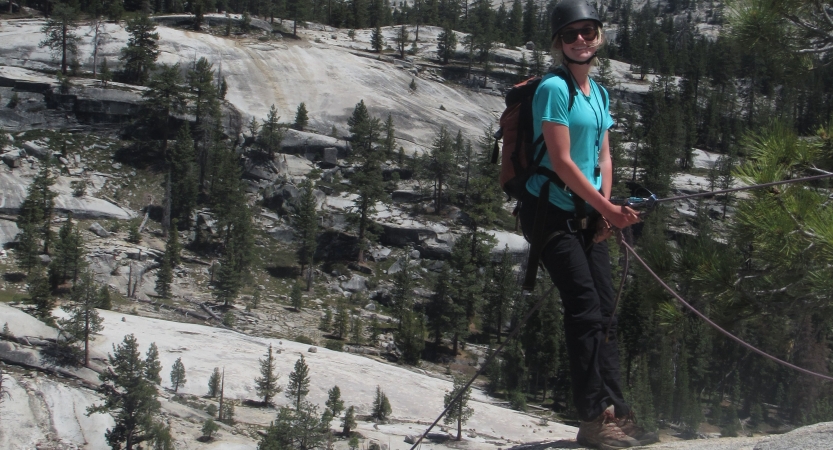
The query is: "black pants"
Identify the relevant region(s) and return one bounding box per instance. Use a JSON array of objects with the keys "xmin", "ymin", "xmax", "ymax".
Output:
[{"xmin": 520, "ymin": 189, "xmax": 629, "ymax": 422}]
